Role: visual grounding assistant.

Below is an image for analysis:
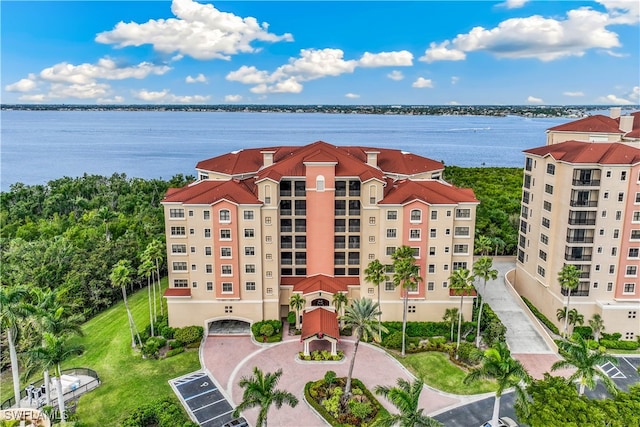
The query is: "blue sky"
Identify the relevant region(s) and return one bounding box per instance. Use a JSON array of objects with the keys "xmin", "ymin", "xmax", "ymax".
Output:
[{"xmin": 2, "ymin": 0, "xmax": 638, "ymax": 105}]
